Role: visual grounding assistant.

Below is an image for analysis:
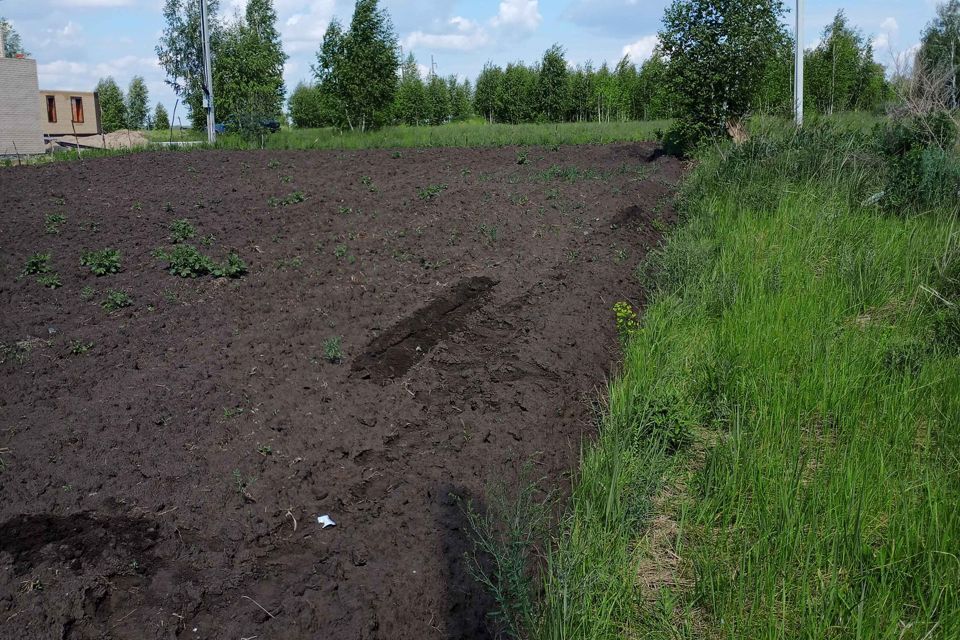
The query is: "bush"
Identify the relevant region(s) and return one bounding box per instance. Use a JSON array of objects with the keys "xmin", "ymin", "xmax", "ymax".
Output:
[
  {"xmin": 169, "ymin": 219, "xmax": 196, "ymax": 243},
  {"xmin": 23, "ymin": 252, "xmax": 51, "ymax": 275},
  {"xmin": 81, "ymin": 249, "xmax": 121, "ymax": 275},
  {"xmin": 155, "ymin": 244, "xmax": 248, "ymax": 278},
  {"xmin": 876, "ymin": 111, "xmax": 960, "ymax": 215}
]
